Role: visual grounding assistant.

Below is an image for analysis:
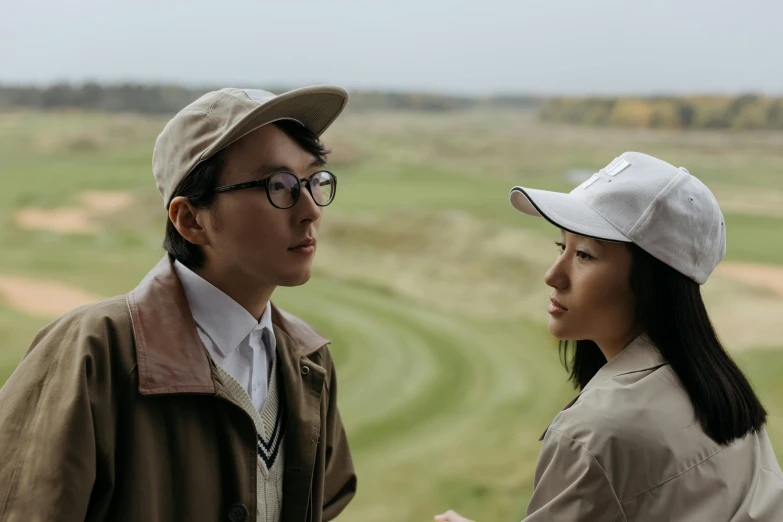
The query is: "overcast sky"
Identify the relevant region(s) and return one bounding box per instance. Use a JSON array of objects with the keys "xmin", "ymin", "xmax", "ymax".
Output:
[{"xmin": 2, "ymin": 0, "xmax": 781, "ymax": 95}]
